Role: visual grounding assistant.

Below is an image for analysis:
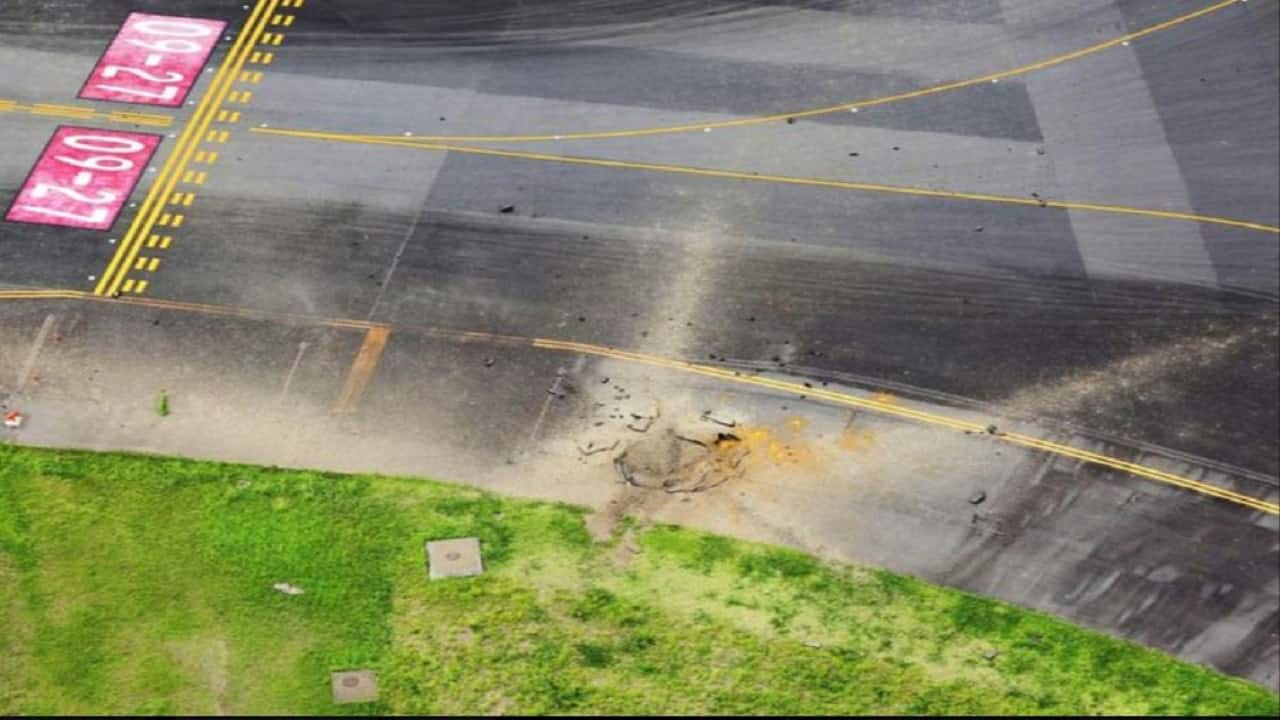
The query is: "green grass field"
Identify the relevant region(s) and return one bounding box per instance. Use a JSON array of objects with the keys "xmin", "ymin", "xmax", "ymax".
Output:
[{"xmin": 1, "ymin": 444, "xmax": 1275, "ymax": 715}]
